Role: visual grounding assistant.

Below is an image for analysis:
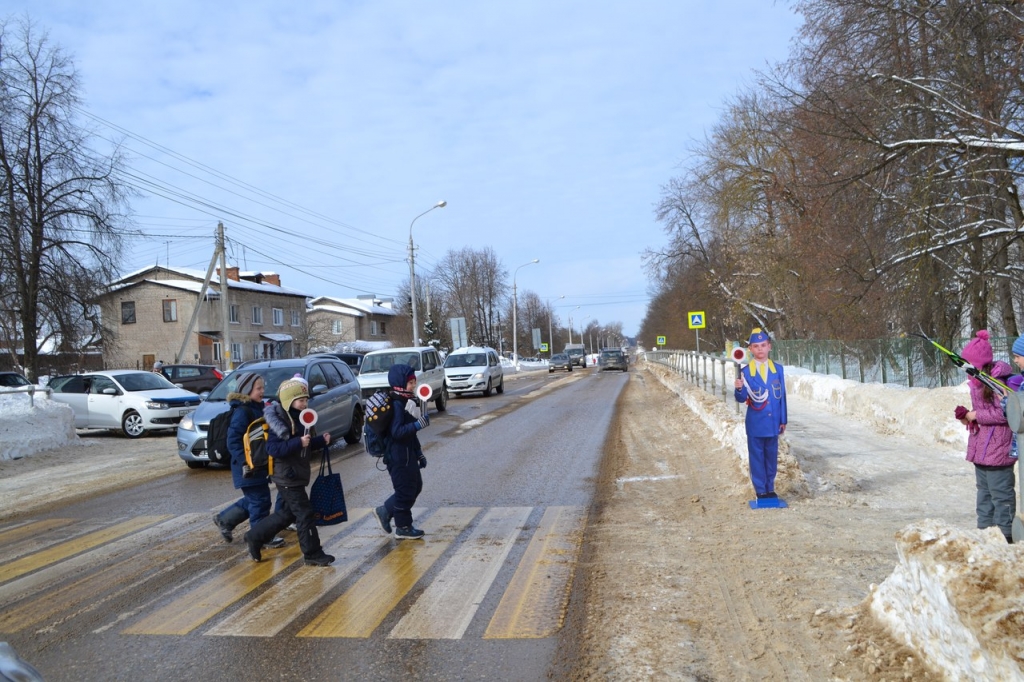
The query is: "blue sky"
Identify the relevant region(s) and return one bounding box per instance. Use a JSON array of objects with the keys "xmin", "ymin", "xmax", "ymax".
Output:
[{"xmin": 9, "ymin": 2, "xmax": 801, "ymax": 338}]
